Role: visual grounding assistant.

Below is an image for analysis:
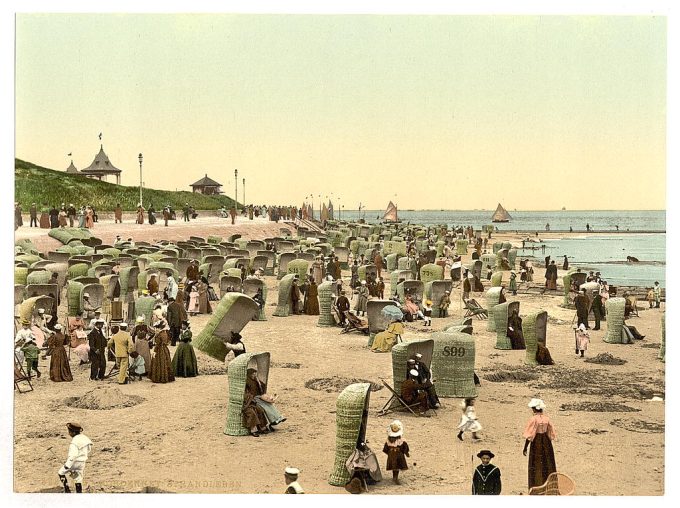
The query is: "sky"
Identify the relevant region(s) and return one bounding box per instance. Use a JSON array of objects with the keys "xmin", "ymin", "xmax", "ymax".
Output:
[{"xmin": 13, "ymin": 12, "xmax": 668, "ymax": 211}]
